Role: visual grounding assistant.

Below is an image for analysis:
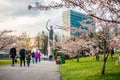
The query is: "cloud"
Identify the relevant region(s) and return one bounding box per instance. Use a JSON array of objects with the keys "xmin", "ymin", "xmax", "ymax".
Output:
[
  {"xmin": 0, "ymin": 0, "xmax": 40, "ymax": 18},
  {"xmin": 0, "ymin": 0, "xmax": 68, "ymax": 37},
  {"xmin": 0, "ymin": 8, "xmax": 66, "ymax": 37}
]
